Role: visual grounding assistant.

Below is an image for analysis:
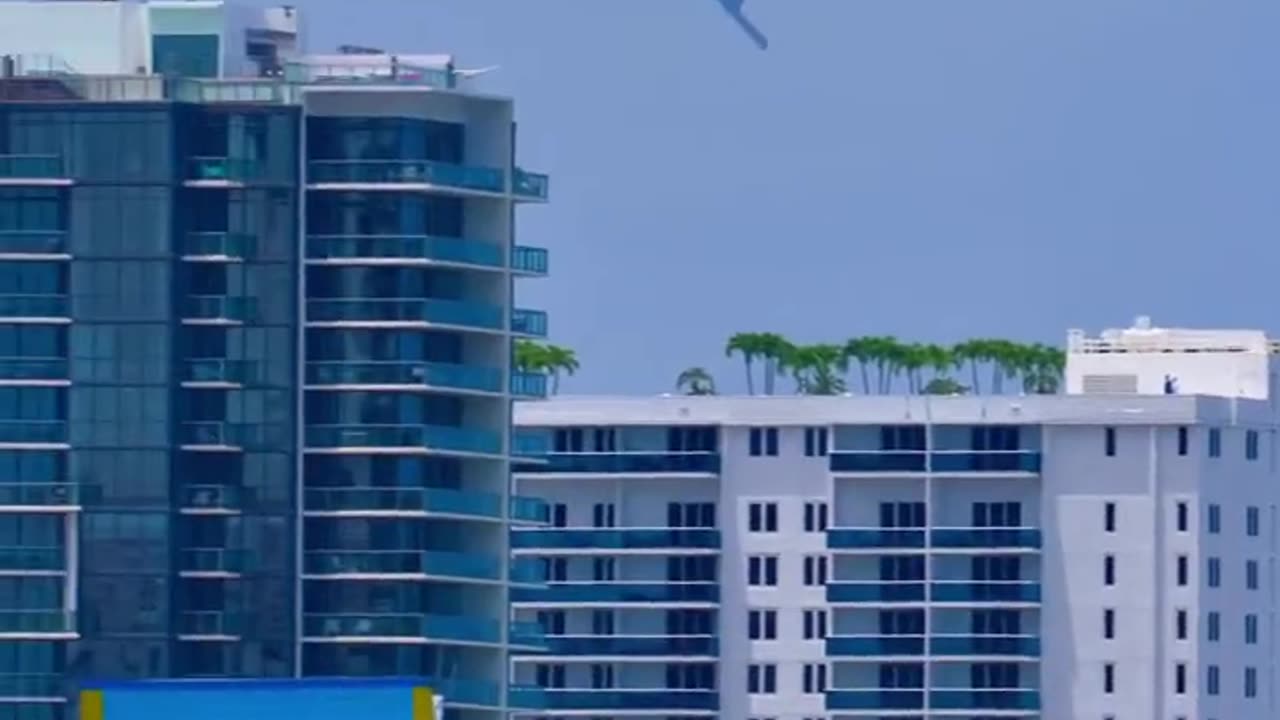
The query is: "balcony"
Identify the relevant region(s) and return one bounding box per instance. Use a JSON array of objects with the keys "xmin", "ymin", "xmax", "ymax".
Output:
[
  {"xmin": 930, "ymin": 635, "xmax": 1041, "ymax": 656},
  {"xmin": 182, "ymin": 232, "xmax": 255, "ymax": 260},
  {"xmin": 511, "ymin": 308, "xmax": 547, "ymax": 337},
  {"xmin": 827, "ymin": 528, "xmax": 925, "ymax": 550},
  {"xmin": 0, "ymin": 611, "xmax": 73, "ymax": 634},
  {"xmin": 183, "ymin": 295, "xmax": 254, "ymax": 323},
  {"xmin": 515, "ymin": 452, "xmax": 721, "ymax": 475},
  {"xmin": 511, "ymin": 496, "xmax": 549, "ymax": 524},
  {"xmin": 302, "ymin": 612, "xmax": 501, "ymax": 644},
  {"xmin": 183, "ymin": 359, "xmax": 254, "ymax": 385},
  {"xmin": 0, "ymin": 483, "xmax": 79, "ymax": 508},
  {"xmin": 930, "ymin": 689, "xmax": 1040, "ymax": 710},
  {"xmin": 307, "ymin": 234, "xmax": 503, "ymax": 268},
  {"xmin": 284, "ymin": 60, "xmax": 454, "ymax": 89},
  {"xmin": 0, "ymin": 674, "xmax": 61, "ymax": 697},
  {"xmin": 0, "ymin": 422, "xmax": 66, "ymax": 444},
  {"xmin": 0, "ymin": 231, "xmax": 66, "ymax": 255},
  {"xmin": 180, "ymin": 548, "xmax": 247, "ymax": 574},
  {"xmin": 537, "ymin": 690, "xmax": 717, "ymax": 711},
  {"xmin": 931, "ymin": 581, "xmax": 1042, "ymax": 603},
  {"xmin": 187, "ymin": 157, "xmax": 258, "ymax": 184},
  {"xmin": 303, "ymin": 549, "xmax": 501, "ymax": 581},
  {"xmin": 178, "ymin": 611, "xmax": 242, "ymax": 636},
  {"xmin": 305, "ymin": 360, "xmax": 503, "ymax": 393},
  {"xmin": 512, "ymin": 168, "xmax": 549, "ymax": 201},
  {"xmin": 826, "ymin": 582, "xmax": 926, "ymax": 603},
  {"xmin": 511, "ymin": 621, "xmax": 546, "ymax": 648},
  {"xmin": 540, "ymin": 635, "xmax": 718, "ymax": 656},
  {"xmin": 513, "ymin": 582, "xmax": 719, "ymax": 604},
  {"xmin": 825, "ymin": 635, "xmax": 925, "ymax": 656},
  {"xmin": 304, "ymin": 424, "xmax": 502, "ymax": 455},
  {"xmin": 511, "ymin": 558, "xmax": 546, "ymax": 585},
  {"xmin": 511, "ymin": 371, "xmax": 548, "ymax": 399},
  {"xmin": 304, "ymin": 486, "xmax": 503, "ymax": 518},
  {"xmin": 180, "ymin": 421, "xmax": 245, "ymax": 448},
  {"xmin": 513, "ymin": 431, "xmax": 551, "ymax": 458},
  {"xmin": 0, "ymin": 295, "xmax": 68, "ymax": 318},
  {"xmin": 826, "ymin": 690, "xmax": 924, "ymax": 711},
  {"xmin": 508, "ymin": 686, "xmax": 546, "ymax": 709},
  {"xmin": 0, "ymin": 154, "xmax": 65, "ymax": 182},
  {"xmin": 512, "ymin": 529, "xmax": 720, "ymax": 551},
  {"xmin": 931, "ymin": 528, "xmax": 1042, "ymax": 550},
  {"xmin": 829, "ymin": 452, "xmax": 925, "ymax": 473},
  {"xmin": 178, "ymin": 484, "xmax": 242, "ymax": 513},
  {"xmin": 932, "ymin": 451, "xmax": 1042, "ymax": 473},
  {"xmin": 308, "ymin": 159, "xmax": 505, "ymax": 194},
  {"xmin": 512, "ymin": 245, "xmax": 549, "ymax": 275},
  {"xmin": 307, "ymin": 298, "xmax": 503, "ymax": 330},
  {"xmin": 0, "ymin": 547, "xmax": 63, "ymax": 571}
]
